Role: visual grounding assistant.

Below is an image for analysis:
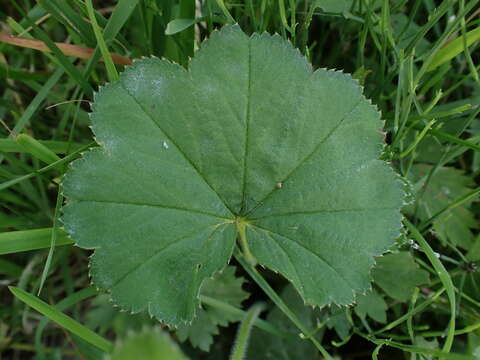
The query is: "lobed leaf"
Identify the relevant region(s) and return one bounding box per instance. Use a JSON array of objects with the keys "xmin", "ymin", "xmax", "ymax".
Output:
[
  {"xmin": 372, "ymin": 252, "xmax": 430, "ymax": 302},
  {"xmin": 62, "ymin": 25, "xmax": 404, "ymax": 326}
]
